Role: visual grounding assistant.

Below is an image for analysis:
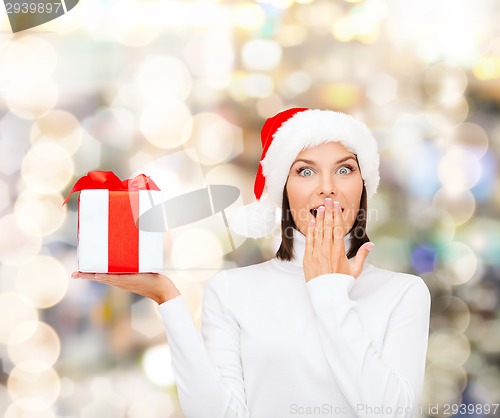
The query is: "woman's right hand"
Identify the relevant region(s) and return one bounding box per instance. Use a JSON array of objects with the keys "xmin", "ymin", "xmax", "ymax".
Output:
[{"xmin": 71, "ymin": 271, "xmax": 181, "ymax": 305}]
